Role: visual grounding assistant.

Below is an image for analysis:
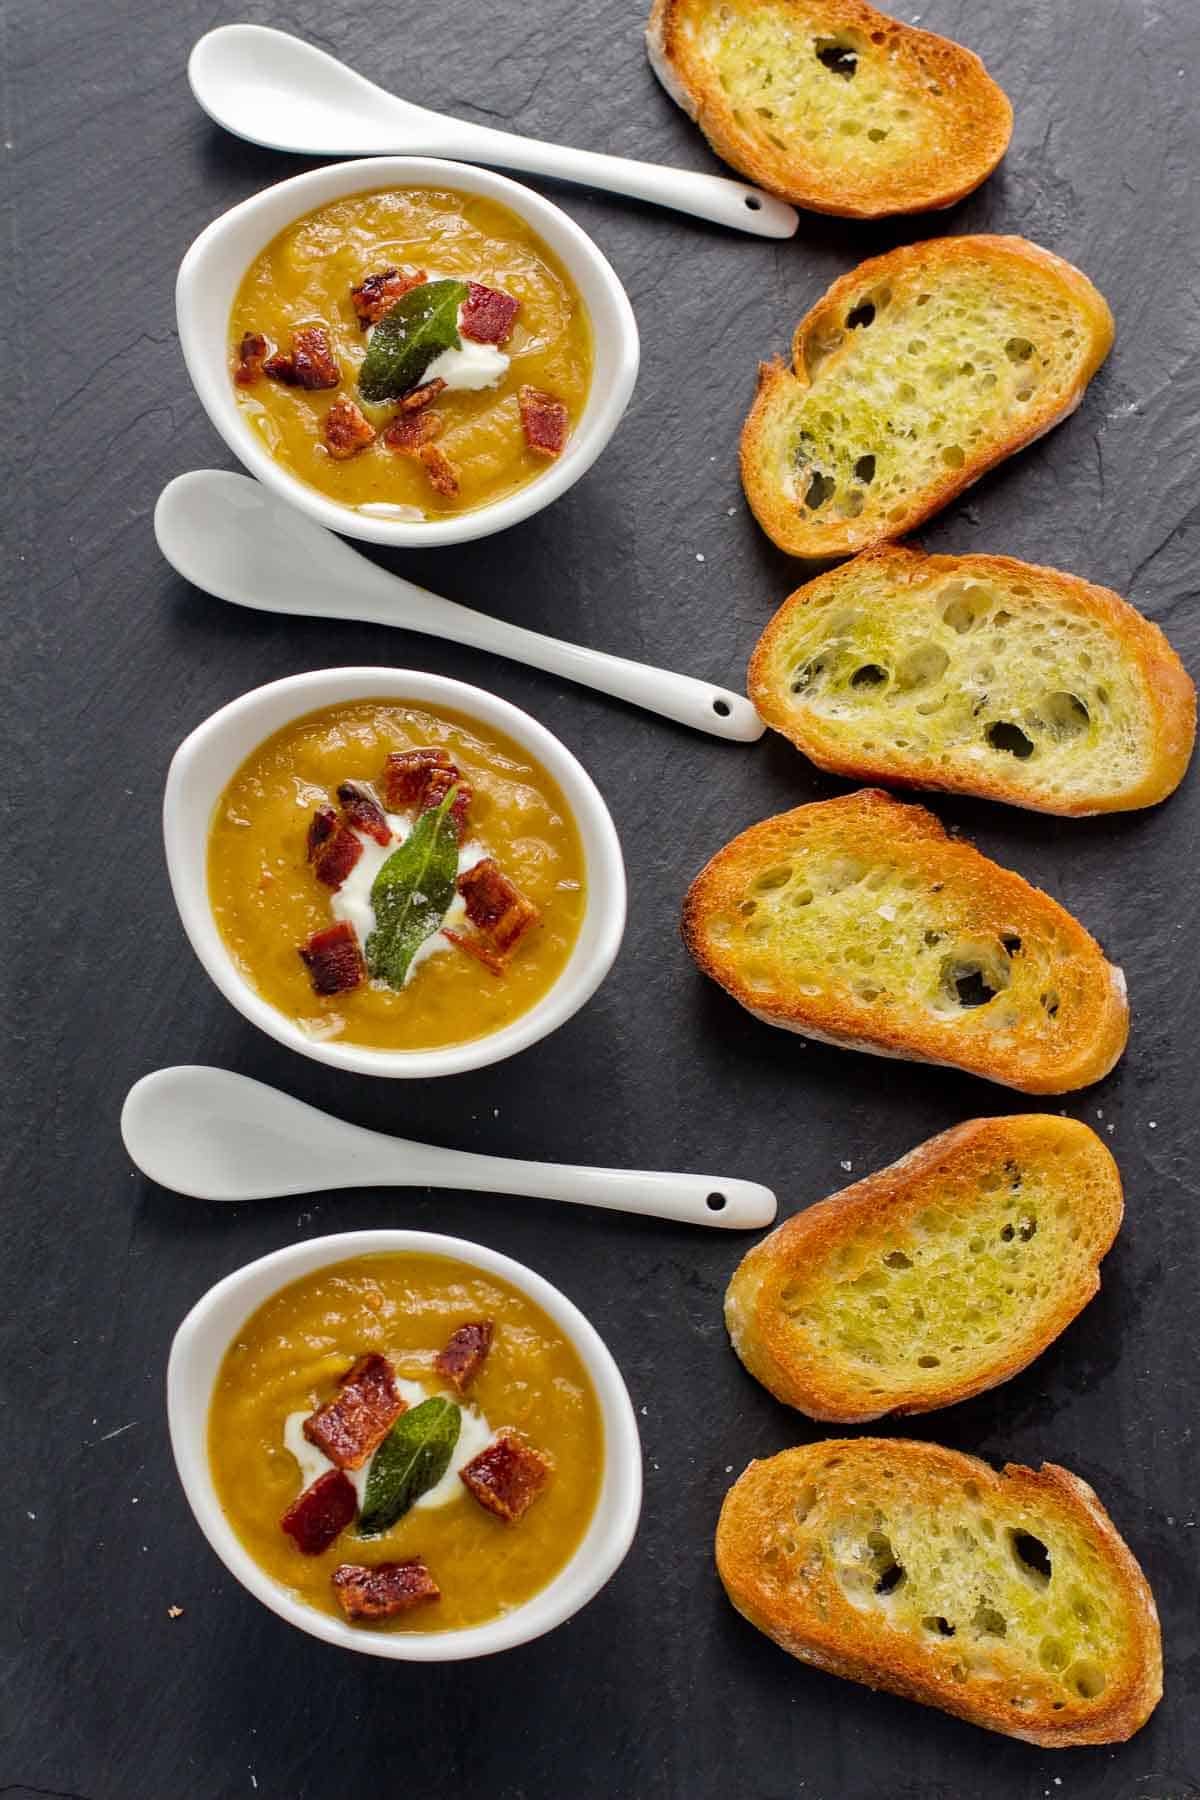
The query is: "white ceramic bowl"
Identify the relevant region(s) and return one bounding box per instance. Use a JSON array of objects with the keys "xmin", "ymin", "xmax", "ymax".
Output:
[
  {"xmin": 163, "ymin": 666, "xmax": 626, "ymax": 1077},
  {"xmin": 176, "ymin": 156, "xmax": 640, "ymax": 547},
  {"xmin": 168, "ymin": 1229, "xmax": 643, "ymax": 1660}
]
